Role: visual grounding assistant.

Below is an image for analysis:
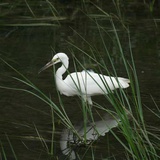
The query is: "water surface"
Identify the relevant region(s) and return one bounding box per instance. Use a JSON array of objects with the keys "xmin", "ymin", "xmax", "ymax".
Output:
[{"xmin": 0, "ymin": 2, "xmax": 160, "ymax": 159}]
